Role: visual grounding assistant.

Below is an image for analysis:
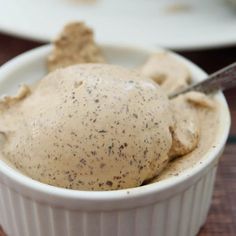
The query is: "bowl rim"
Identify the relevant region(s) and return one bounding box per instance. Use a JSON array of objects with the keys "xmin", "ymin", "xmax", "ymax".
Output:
[{"xmin": 0, "ymin": 43, "xmax": 231, "ymax": 204}]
